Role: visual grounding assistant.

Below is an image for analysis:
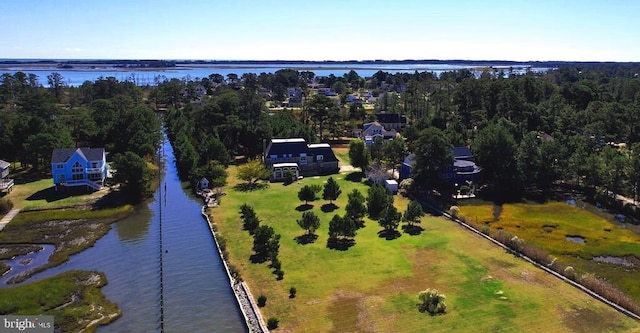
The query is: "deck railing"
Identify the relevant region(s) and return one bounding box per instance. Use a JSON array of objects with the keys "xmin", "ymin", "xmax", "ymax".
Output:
[{"xmin": 0, "ymin": 179, "xmax": 14, "ymax": 191}]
